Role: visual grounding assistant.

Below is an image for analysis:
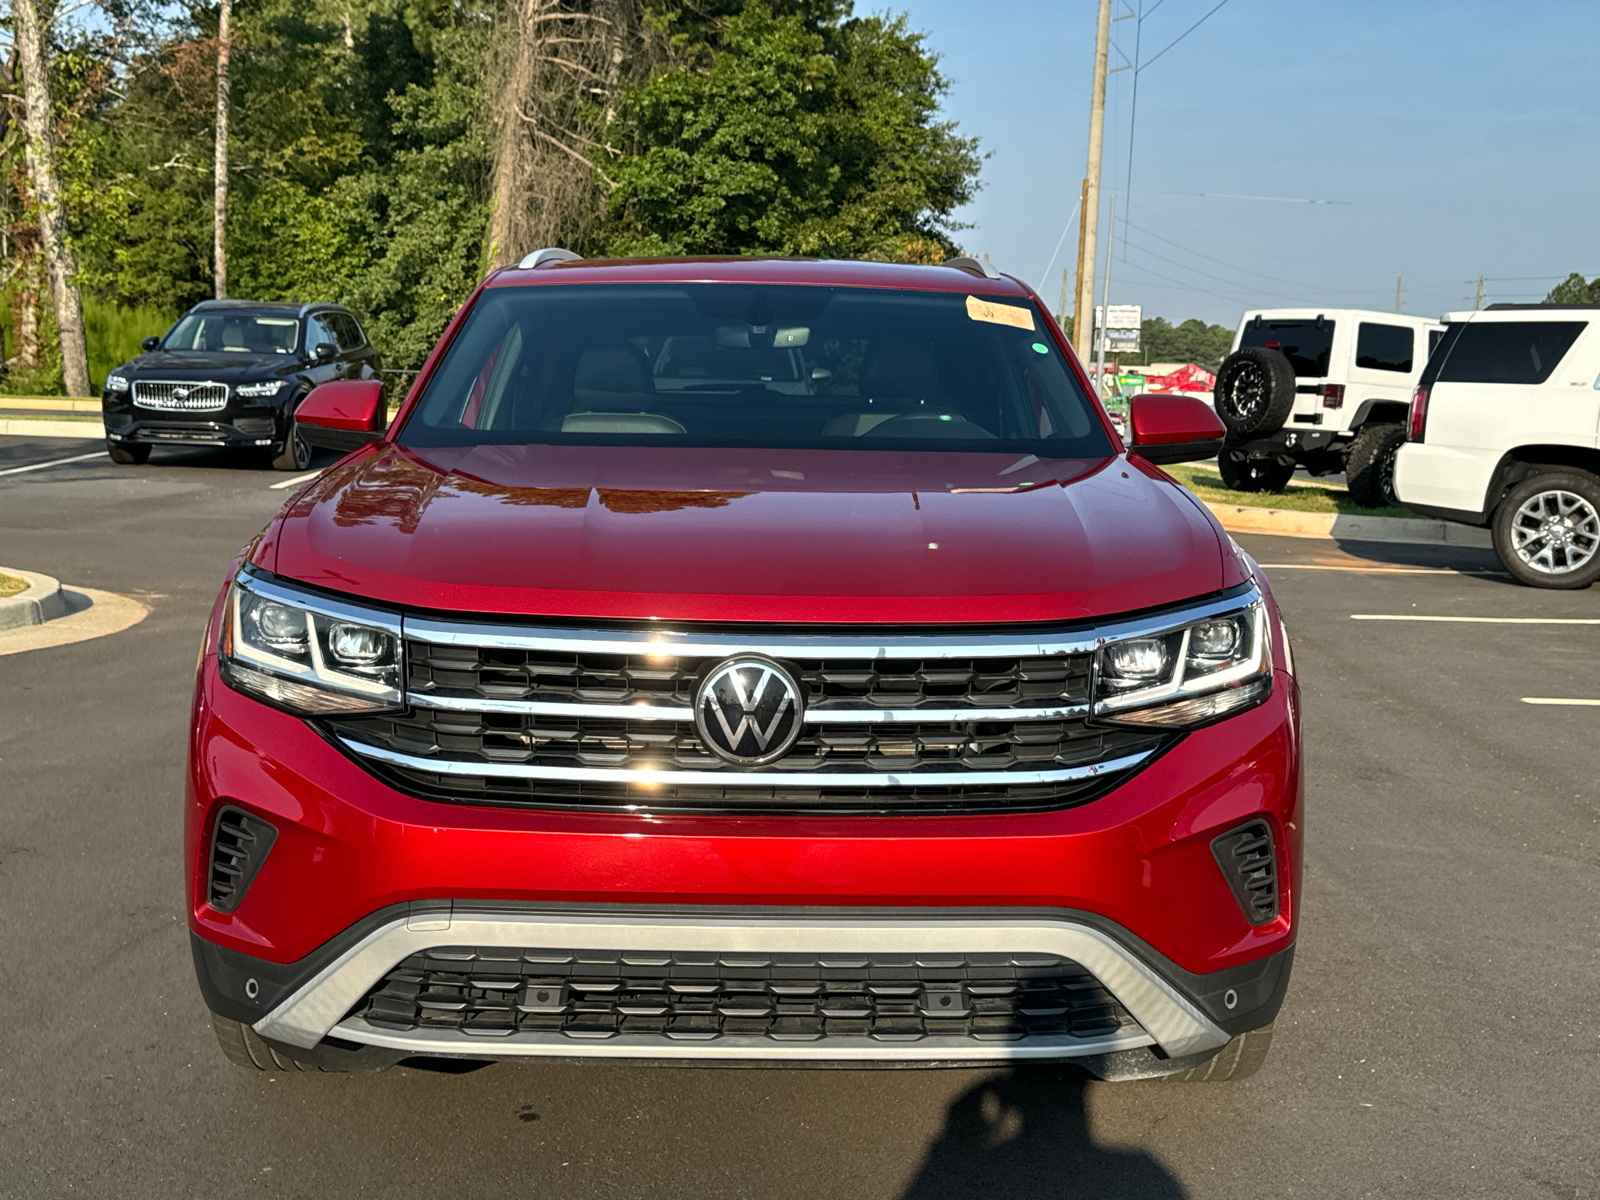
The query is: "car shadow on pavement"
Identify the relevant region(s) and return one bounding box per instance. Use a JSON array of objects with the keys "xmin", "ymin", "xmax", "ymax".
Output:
[{"xmin": 899, "ymin": 1067, "xmax": 1186, "ymax": 1200}]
